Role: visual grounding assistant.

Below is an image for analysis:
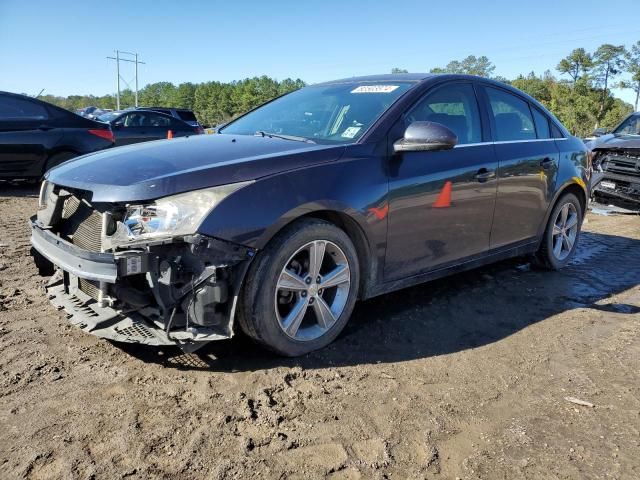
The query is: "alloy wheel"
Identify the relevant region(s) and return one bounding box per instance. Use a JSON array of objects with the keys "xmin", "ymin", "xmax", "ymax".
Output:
[
  {"xmin": 551, "ymin": 202, "xmax": 579, "ymax": 261},
  {"xmin": 275, "ymin": 240, "xmax": 351, "ymax": 341}
]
